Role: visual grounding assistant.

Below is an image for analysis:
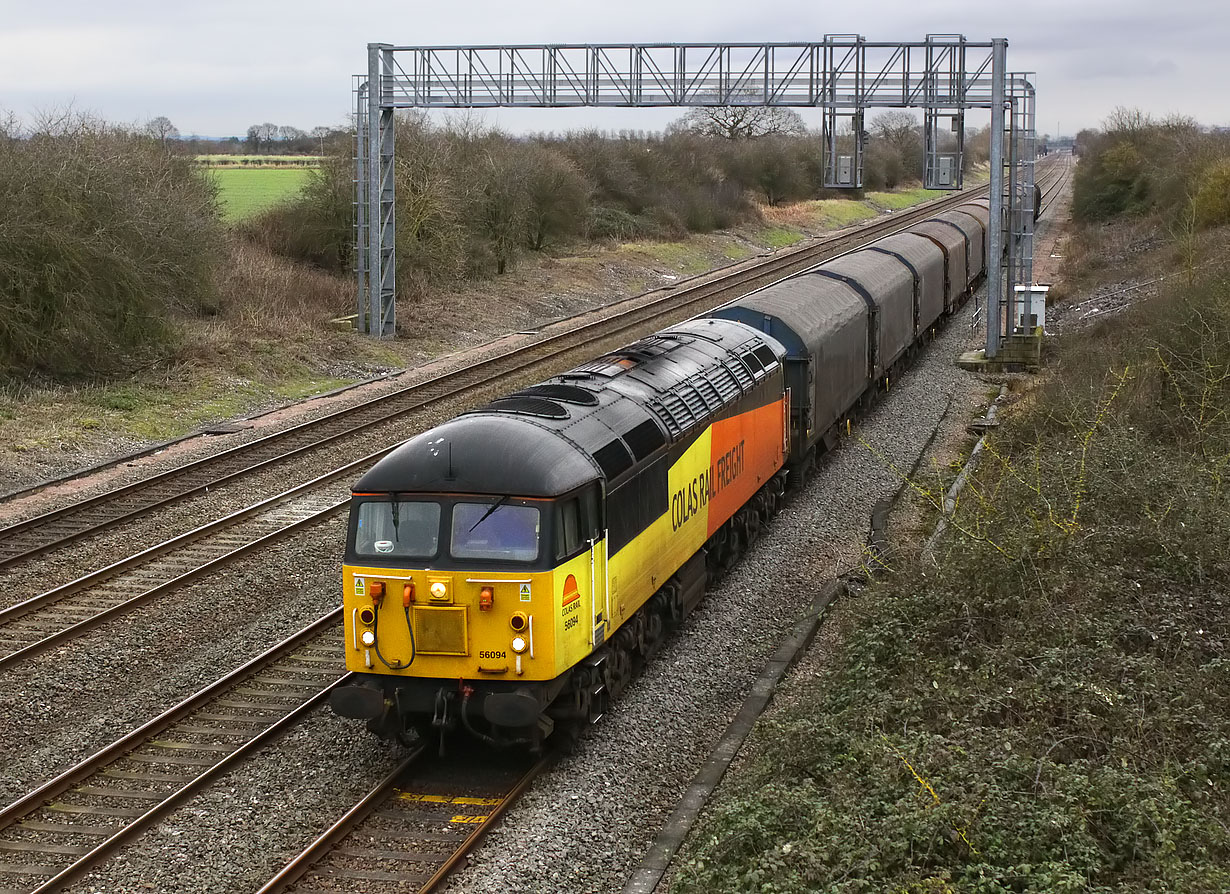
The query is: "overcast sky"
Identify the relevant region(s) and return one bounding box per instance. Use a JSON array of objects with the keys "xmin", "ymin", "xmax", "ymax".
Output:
[{"xmin": 2, "ymin": 0, "xmax": 1226, "ymax": 138}]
